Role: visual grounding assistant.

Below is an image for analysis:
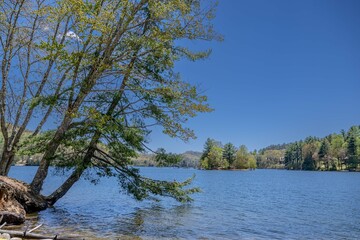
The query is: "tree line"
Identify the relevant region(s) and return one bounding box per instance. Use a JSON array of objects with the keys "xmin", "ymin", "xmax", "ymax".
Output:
[
  {"xmin": 200, "ymin": 139, "xmax": 256, "ymax": 170},
  {"xmin": 256, "ymin": 126, "xmax": 360, "ymax": 171}
]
